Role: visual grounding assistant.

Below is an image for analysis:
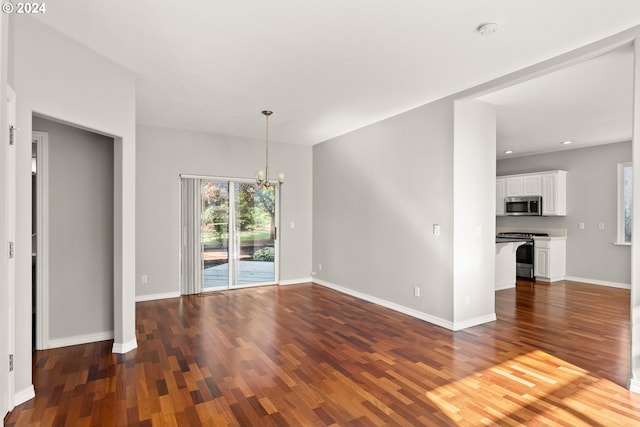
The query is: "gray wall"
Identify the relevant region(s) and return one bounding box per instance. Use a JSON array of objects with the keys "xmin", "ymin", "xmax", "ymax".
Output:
[
  {"xmin": 497, "ymin": 141, "xmax": 631, "ymax": 285},
  {"xmin": 136, "ymin": 125, "xmax": 313, "ymax": 298},
  {"xmin": 313, "ymin": 99, "xmax": 457, "ymax": 323},
  {"xmin": 33, "ymin": 116, "xmax": 114, "ymax": 340}
]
